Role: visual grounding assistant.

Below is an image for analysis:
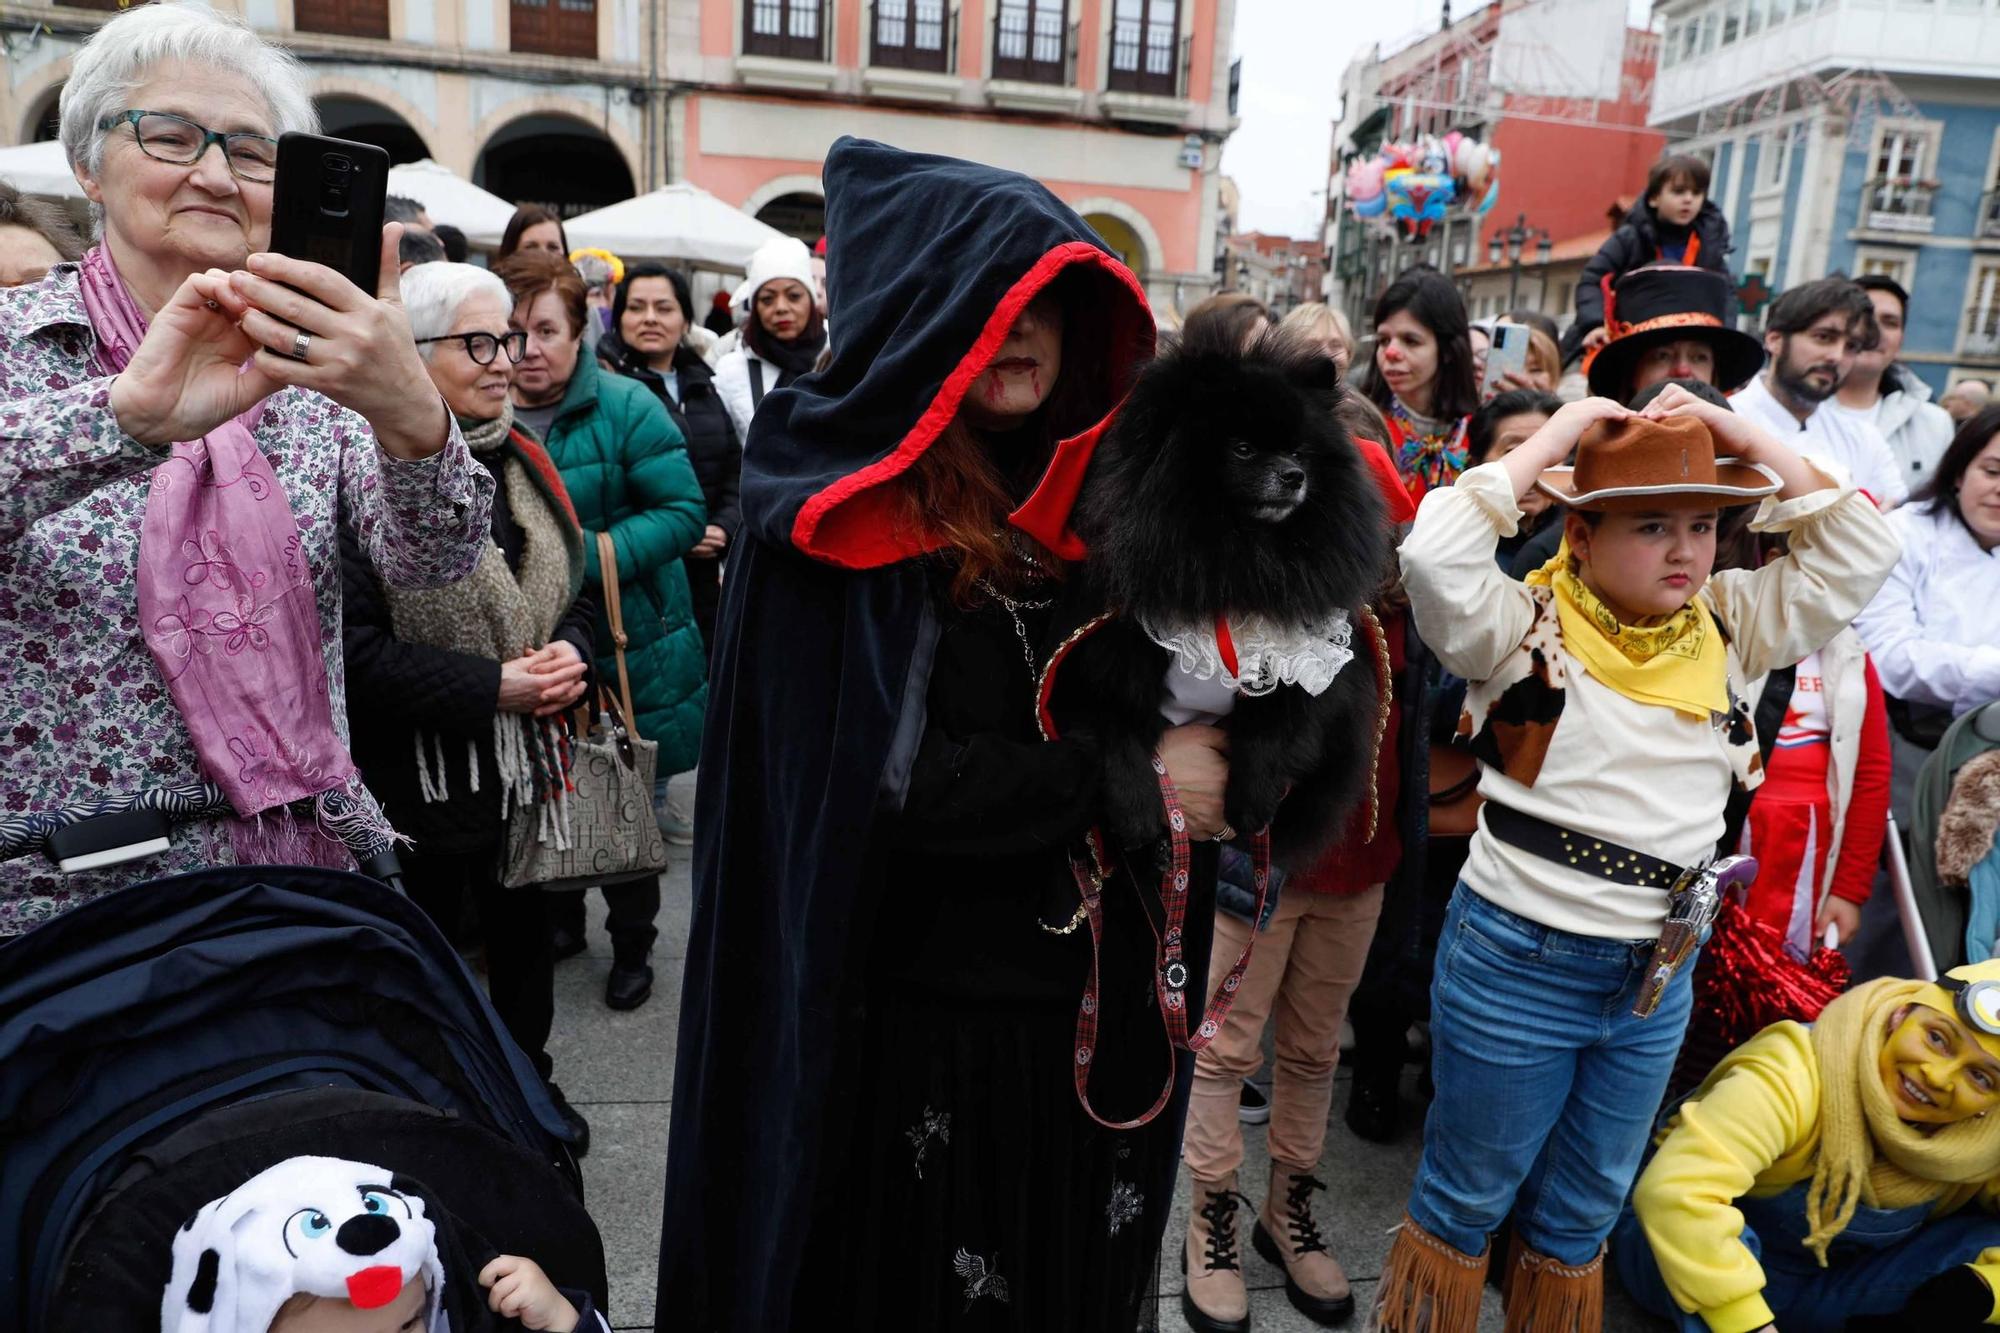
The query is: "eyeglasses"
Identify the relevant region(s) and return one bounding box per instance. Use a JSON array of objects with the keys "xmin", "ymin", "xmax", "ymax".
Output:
[
  {"xmin": 98, "ymin": 111, "xmax": 279, "ymax": 183},
  {"xmin": 417, "ymin": 331, "xmax": 529, "ymax": 366}
]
